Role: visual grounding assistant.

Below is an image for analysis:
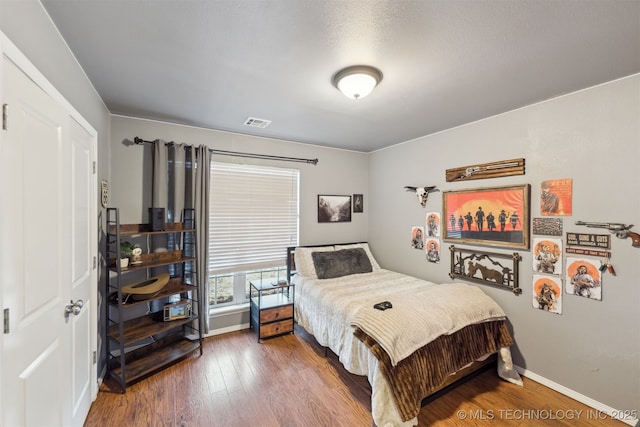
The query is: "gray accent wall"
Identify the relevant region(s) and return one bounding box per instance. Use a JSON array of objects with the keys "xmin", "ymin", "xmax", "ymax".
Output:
[{"xmin": 368, "ymin": 75, "xmax": 640, "ymax": 416}]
